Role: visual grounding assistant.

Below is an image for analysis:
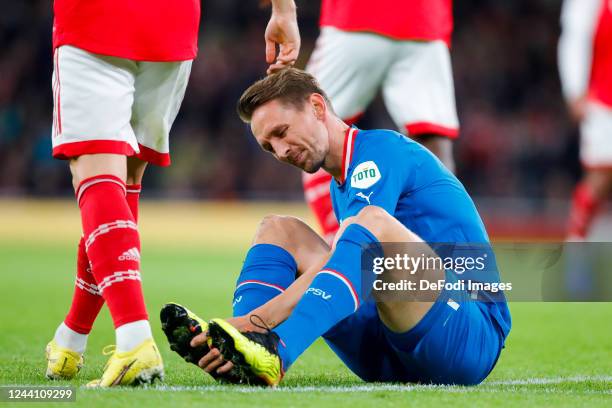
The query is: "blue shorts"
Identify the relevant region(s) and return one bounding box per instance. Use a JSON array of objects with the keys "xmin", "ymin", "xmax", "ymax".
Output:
[{"xmin": 322, "ymin": 288, "xmax": 507, "ymax": 385}]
